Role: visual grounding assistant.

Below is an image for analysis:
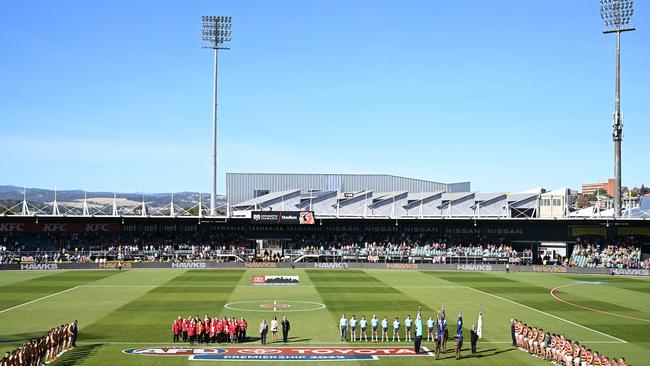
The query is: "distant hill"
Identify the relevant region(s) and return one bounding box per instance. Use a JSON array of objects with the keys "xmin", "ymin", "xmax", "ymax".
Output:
[{"xmin": 0, "ymin": 185, "xmax": 224, "ymax": 208}]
